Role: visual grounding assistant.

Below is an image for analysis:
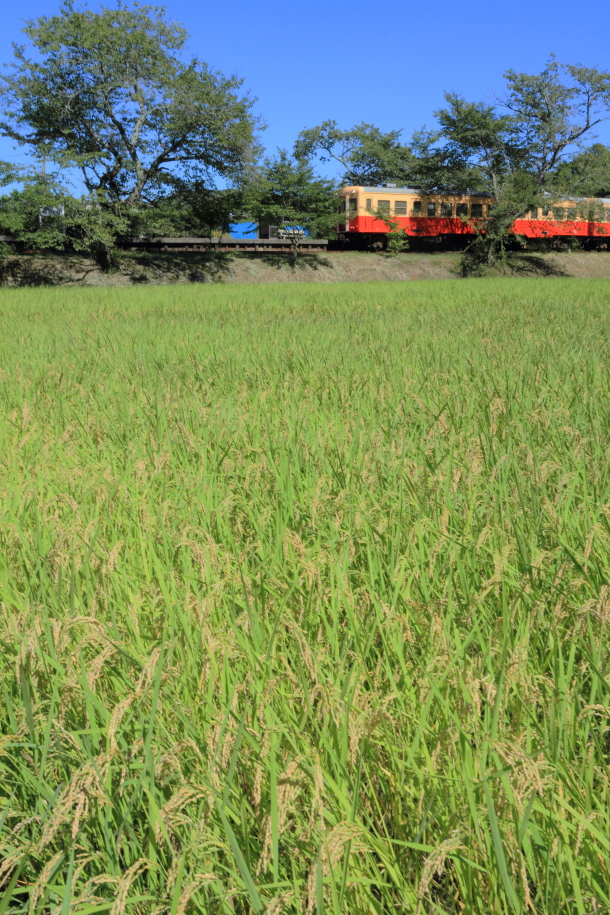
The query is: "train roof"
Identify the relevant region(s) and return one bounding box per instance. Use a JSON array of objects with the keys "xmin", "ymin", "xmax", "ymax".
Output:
[
  {"xmin": 347, "ymin": 185, "xmax": 494, "ymax": 197},
  {"xmin": 359, "ymin": 186, "xmax": 421, "ymax": 194},
  {"xmin": 347, "ymin": 186, "xmax": 610, "ymax": 202},
  {"xmin": 556, "ymin": 194, "xmax": 610, "ymax": 203}
]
